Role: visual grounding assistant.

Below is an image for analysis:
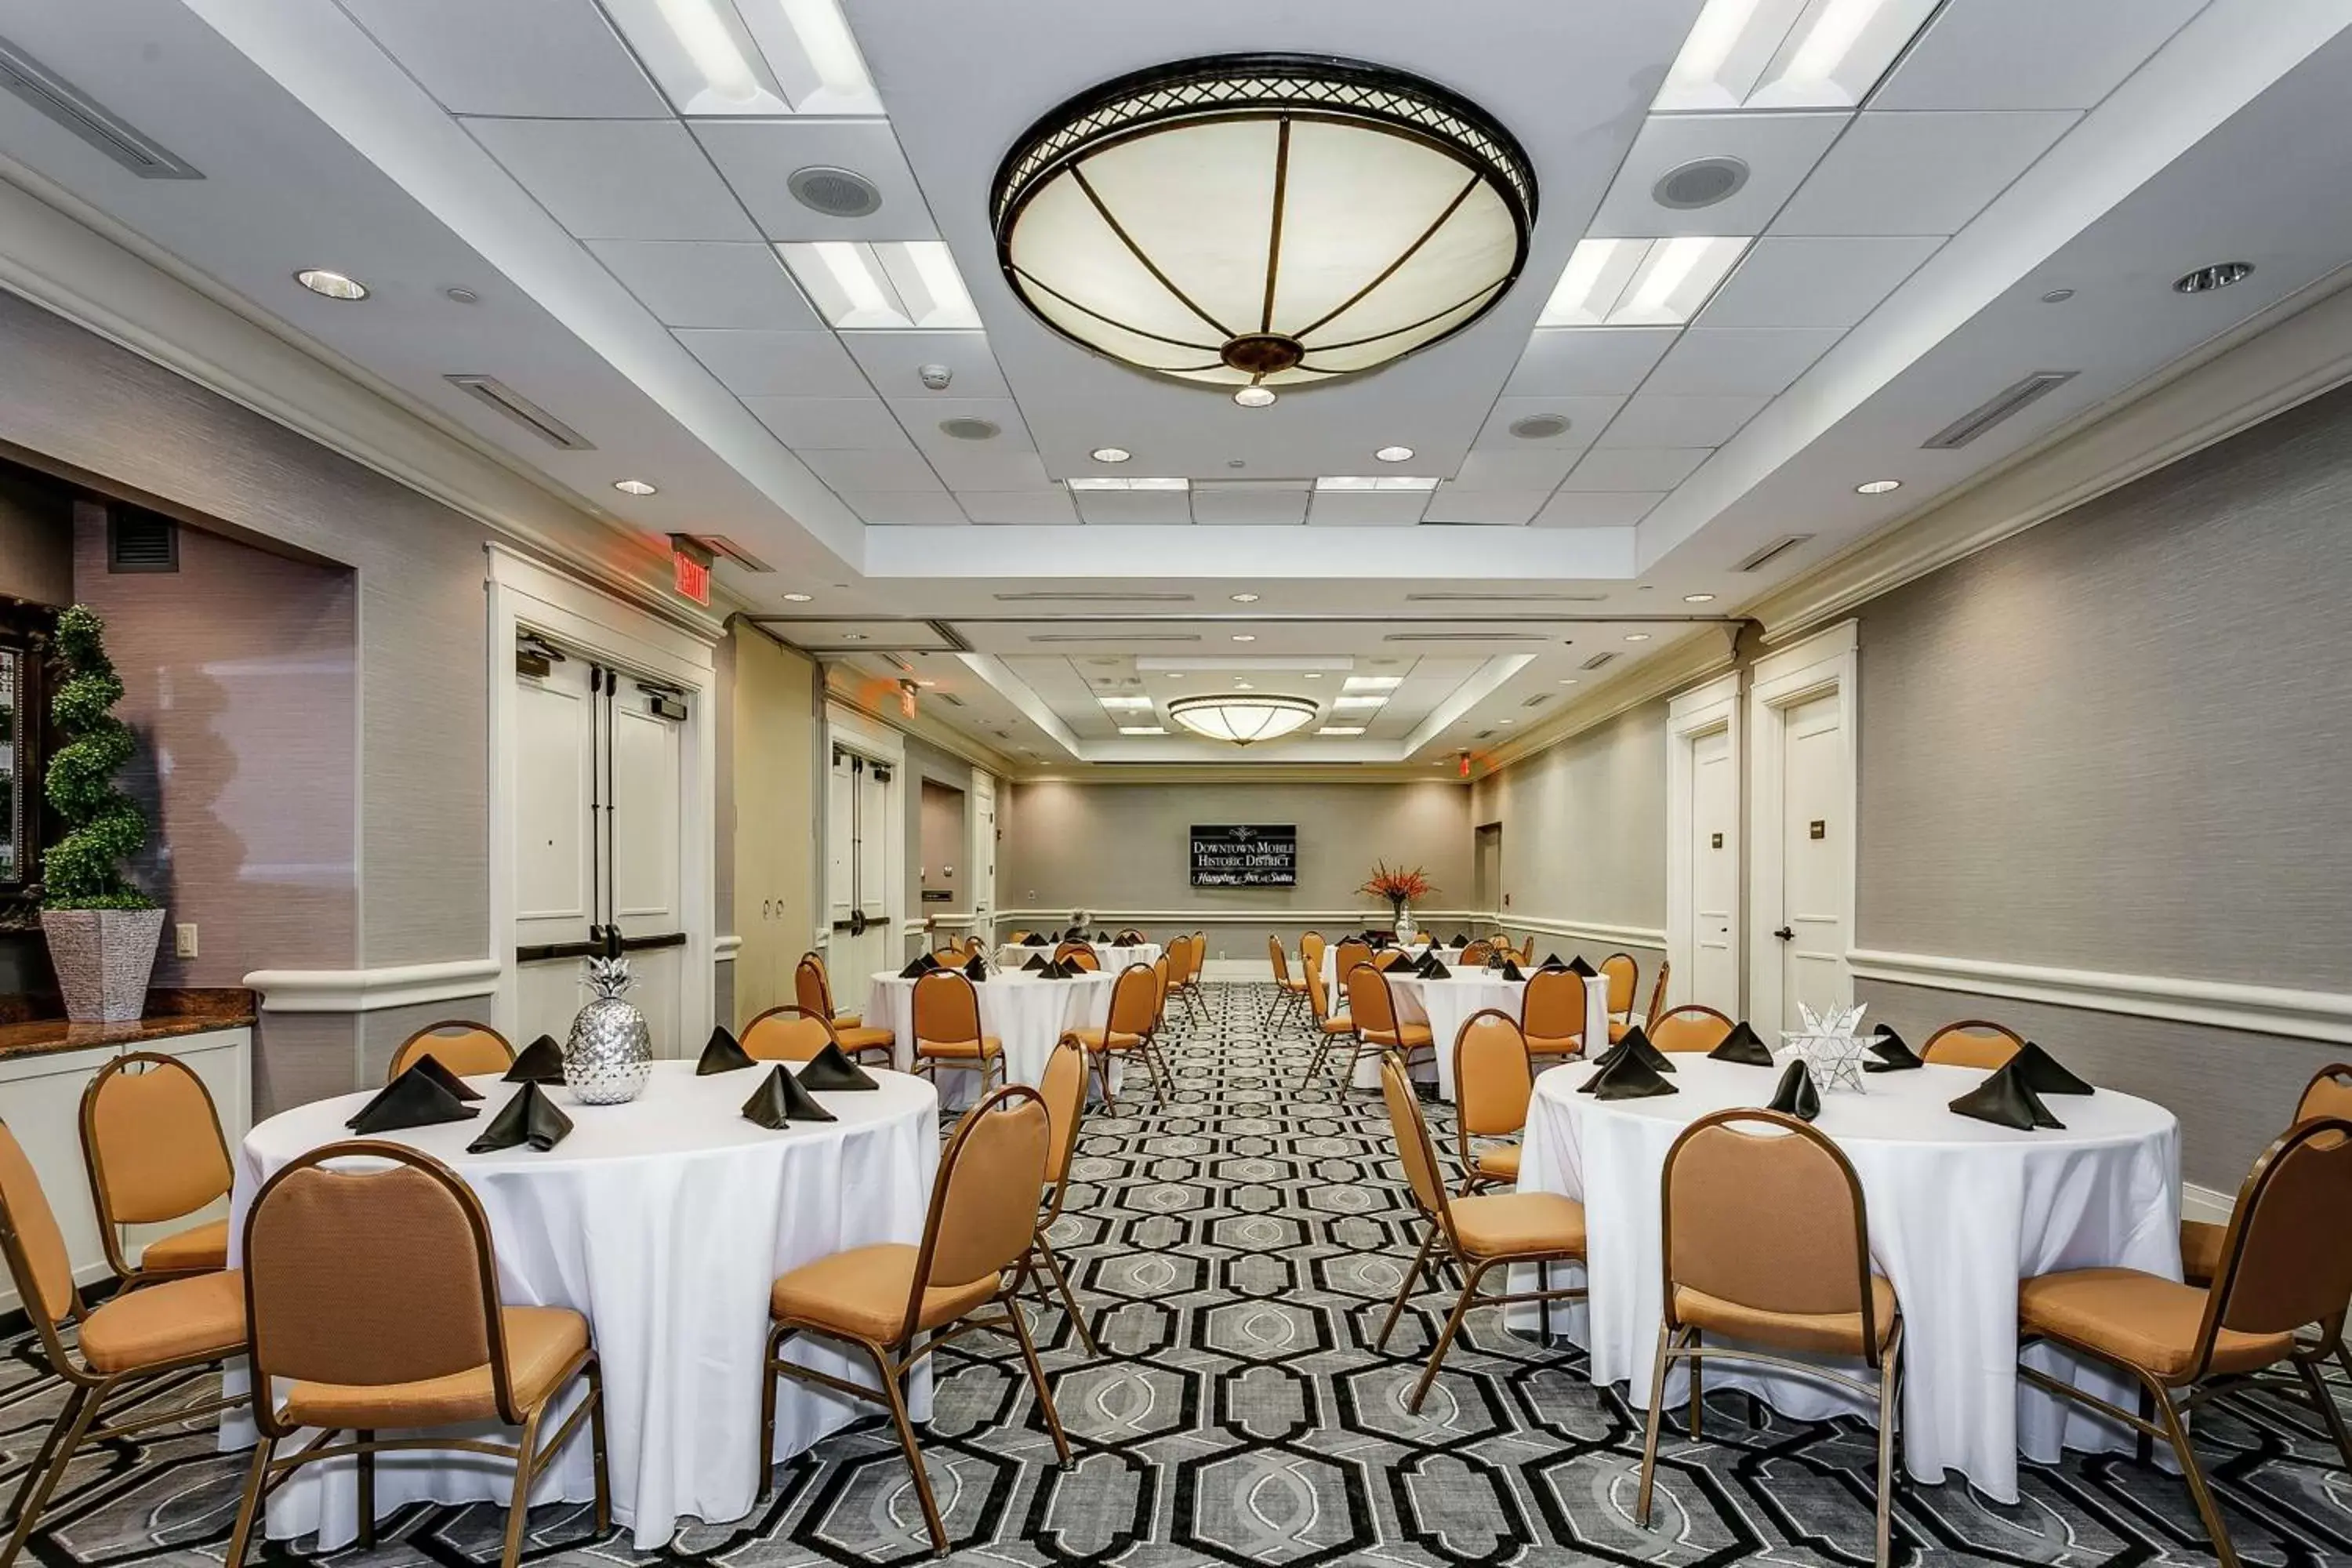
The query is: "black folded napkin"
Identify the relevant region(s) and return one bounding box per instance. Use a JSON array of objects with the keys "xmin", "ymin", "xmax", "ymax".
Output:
[
  {"xmin": 964, "ymin": 953, "xmax": 989, "ymax": 981},
  {"xmin": 1541, "ymin": 953, "xmax": 1567, "ymax": 970},
  {"xmin": 410, "ymin": 1053, "xmax": 485, "ymax": 1102},
  {"xmin": 1096, "ymin": 931, "xmax": 1112, "ymax": 943},
  {"xmin": 1042, "ymin": 958, "xmax": 1076, "ymax": 979},
  {"xmin": 898, "ymin": 957, "xmax": 931, "ymax": 978},
  {"xmin": 347, "ymin": 1063, "xmax": 479, "ymax": 1133},
  {"xmin": 798, "ymin": 1041, "xmax": 880, "ymax": 1091},
  {"xmin": 1497, "ymin": 959, "xmax": 1526, "ymax": 982},
  {"xmin": 1767, "ymin": 1060, "xmax": 1822, "ymax": 1122},
  {"xmin": 1708, "ymin": 1020, "xmax": 1776, "ymax": 1066},
  {"xmin": 1566, "ymin": 956, "xmax": 1599, "ymax": 978},
  {"xmin": 742, "ymin": 1064, "xmax": 838, "ymax": 1128},
  {"xmin": 1023, "ymin": 954, "xmax": 1051, "ymax": 974},
  {"xmin": 2013, "ymin": 1040, "xmax": 2094, "ymax": 1096},
  {"xmin": 466, "ymin": 1081, "xmax": 574, "ymax": 1152},
  {"xmin": 1580, "ymin": 1051, "xmax": 1679, "ymax": 1100},
  {"xmin": 1448, "ymin": 933, "xmax": 1468, "ymax": 947},
  {"xmin": 1591, "ymin": 1025, "xmax": 1675, "ymax": 1074},
  {"xmin": 1023, "ymin": 933, "xmax": 1049, "ymax": 946},
  {"xmin": 1417, "ymin": 956, "xmax": 1451, "ymax": 980},
  {"xmin": 504, "ymin": 1034, "xmax": 565, "ymax": 1084},
  {"xmin": 1949, "ymin": 1061, "xmax": 2065, "ymax": 1131},
  {"xmin": 697, "ymin": 1025, "xmax": 755, "ymax": 1075},
  {"xmin": 1864, "ymin": 1026, "xmax": 1922, "ymax": 1072}
]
